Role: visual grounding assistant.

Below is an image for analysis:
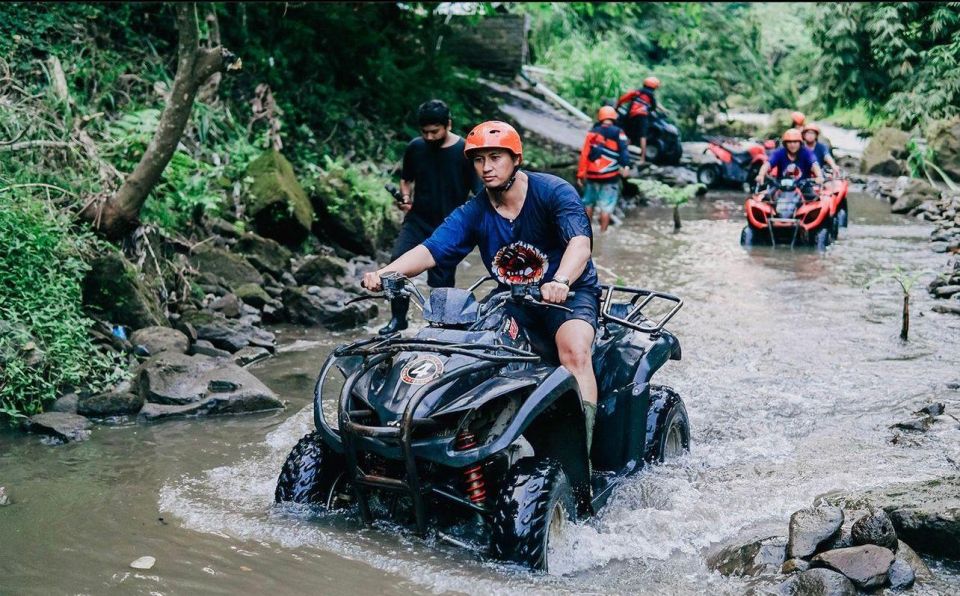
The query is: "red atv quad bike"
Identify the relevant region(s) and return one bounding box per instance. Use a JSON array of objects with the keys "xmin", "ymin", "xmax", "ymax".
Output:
[
  {"xmin": 818, "ymin": 167, "xmax": 850, "ymax": 240},
  {"xmin": 740, "ymin": 175, "xmax": 834, "ymax": 251},
  {"xmin": 697, "ymin": 136, "xmax": 777, "ymax": 189}
]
